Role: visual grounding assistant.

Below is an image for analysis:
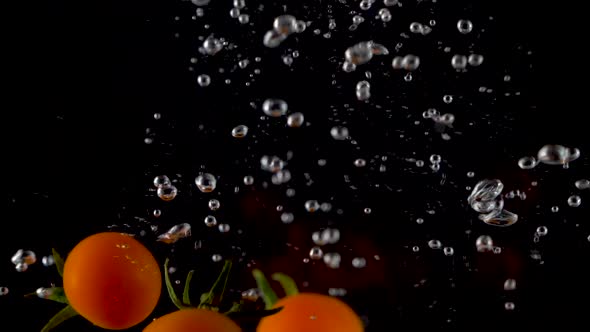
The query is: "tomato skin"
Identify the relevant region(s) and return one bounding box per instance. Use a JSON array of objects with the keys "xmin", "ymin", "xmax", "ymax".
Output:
[
  {"xmin": 257, "ymin": 293, "xmax": 364, "ymax": 332},
  {"xmin": 143, "ymin": 309, "xmax": 242, "ymax": 332},
  {"xmin": 63, "ymin": 232, "xmax": 162, "ymax": 330}
]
